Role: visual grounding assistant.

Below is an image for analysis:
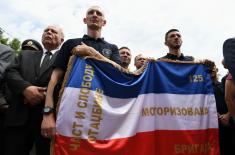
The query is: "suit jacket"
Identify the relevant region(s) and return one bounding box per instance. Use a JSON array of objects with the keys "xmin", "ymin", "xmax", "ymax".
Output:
[
  {"xmin": 0, "ymin": 44, "xmax": 14, "ymax": 107},
  {"xmin": 5, "ymin": 50, "xmax": 58, "ymax": 126},
  {"xmin": 0, "ymin": 44, "xmax": 15, "ymax": 82}
]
